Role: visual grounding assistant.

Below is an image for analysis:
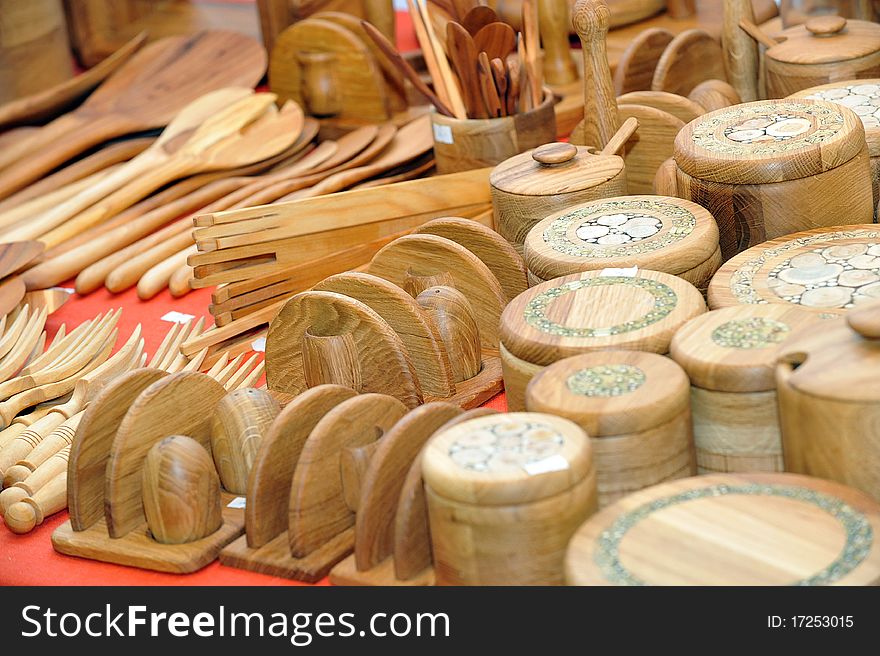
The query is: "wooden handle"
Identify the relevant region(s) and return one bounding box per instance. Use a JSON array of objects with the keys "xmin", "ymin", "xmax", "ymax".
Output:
[
  {"xmin": 14, "ymin": 413, "xmax": 81, "ymax": 475},
  {"xmin": 4, "ymin": 471, "xmax": 67, "ymax": 533},
  {"xmin": 477, "ymin": 51, "xmax": 503, "ymax": 118},
  {"xmin": 137, "ymin": 245, "xmax": 196, "ymax": 300},
  {"xmin": 539, "ymin": 0, "xmax": 578, "ymax": 86},
  {"xmin": 738, "ymin": 18, "xmax": 780, "ymax": 49},
  {"xmin": 722, "ymin": 0, "xmax": 759, "ymax": 102},
  {"xmin": 0, "ymin": 412, "xmax": 65, "ymax": 475},
  {"xmin": 600, "ymin": 116, "xmax": 639, "ymax": 156},
  {"xmin": 573, "ymin": 0, "xmax": 620, "ymax": 150},
  {"xmin": 847, "ymin": 300, "xmax": 880, "ymax": 339},
  {"xmin": 169, "ymin": 262, "xmax": 193, "ymax": 298},
  {"xmin": 107, "ymin": 227, "xmax": 194, "ymax": 294},
  {"xmin": 805, "ymin": 15, "xmax": 846, "ymax": 36},
  {"xmin": 17, "ymin": 444, "xmax": 71, "ymax": 497},
  {"xmin": 416, "ymin": 285, "xmax": 481, "ymax": 382},
  {"xmin": 666, "ymin": 0, "xmax": 696, "ymax": 19},
  {"xmin": 0, "ymin": 112, "xmax": 83, "ymax": 173},
  {"xmin": 522, "ymin": 0, "xmax": 542, "ymax": 107},
  {"xmin": 533, "ymin": 142, "xmax": 578, "ymax": 165}
]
